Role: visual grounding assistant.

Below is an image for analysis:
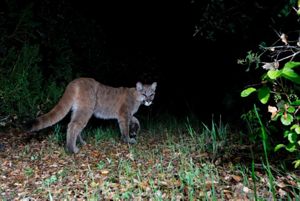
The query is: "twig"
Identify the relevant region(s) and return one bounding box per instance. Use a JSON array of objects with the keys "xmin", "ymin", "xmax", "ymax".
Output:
[
  {"xmin": 277, "ymin": 51, "xmax": 300, "ymax": 62},
  {"xmin": 0, "ymin": 115, "xmax": 10, "ymax": 122},
  {"xmin": 262, "ymin": 45, "xmax": 300, "ymax": 50}
]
